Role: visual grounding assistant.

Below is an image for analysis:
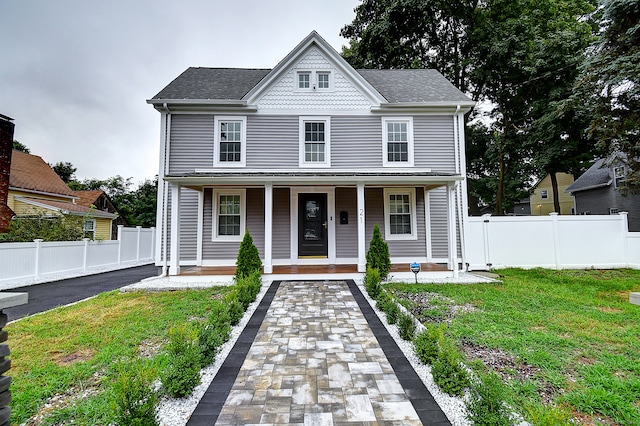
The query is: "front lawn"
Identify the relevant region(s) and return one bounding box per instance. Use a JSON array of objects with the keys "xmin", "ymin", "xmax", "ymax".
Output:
[
  {"xmin": 7, "ymin": 287, "xmax": 232, "ymax": 425},
  {"xmin": 389, "ymin": 269, "xmax": 640, "ymax": 425}
]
